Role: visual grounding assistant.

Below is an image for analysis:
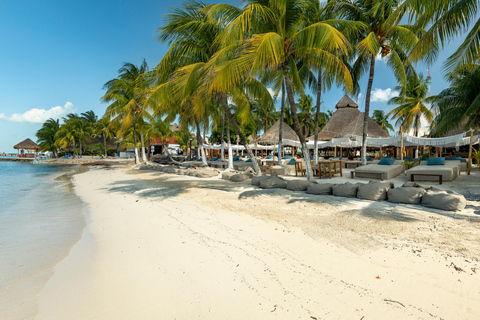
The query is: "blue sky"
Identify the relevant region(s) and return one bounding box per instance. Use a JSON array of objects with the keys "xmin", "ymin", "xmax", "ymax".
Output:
[{"xmin": 0, "ymin": 0, "xmax": 465, "ymax": 152}]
